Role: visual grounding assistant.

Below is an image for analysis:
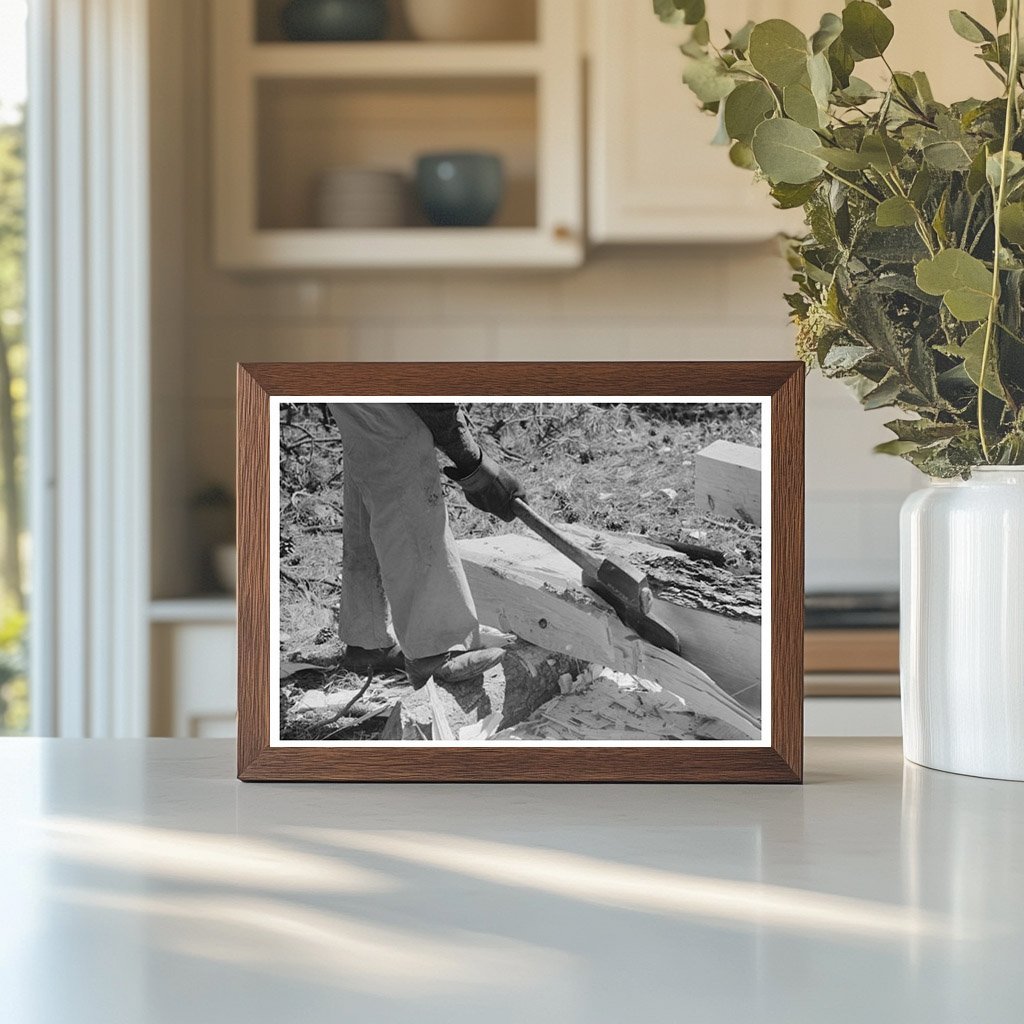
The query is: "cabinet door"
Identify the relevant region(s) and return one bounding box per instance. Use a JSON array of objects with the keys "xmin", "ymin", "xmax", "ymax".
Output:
[
  {"xmin": 588, "ymin": 0, "xmax": 996, "ymax": 244},
  {"xmin": 587, "ymin": 0, "xmax": 808, "ymax": 243},
  {"xmin": 212, "ymin": 0, "xmax": 584, "ymax": 269}
]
